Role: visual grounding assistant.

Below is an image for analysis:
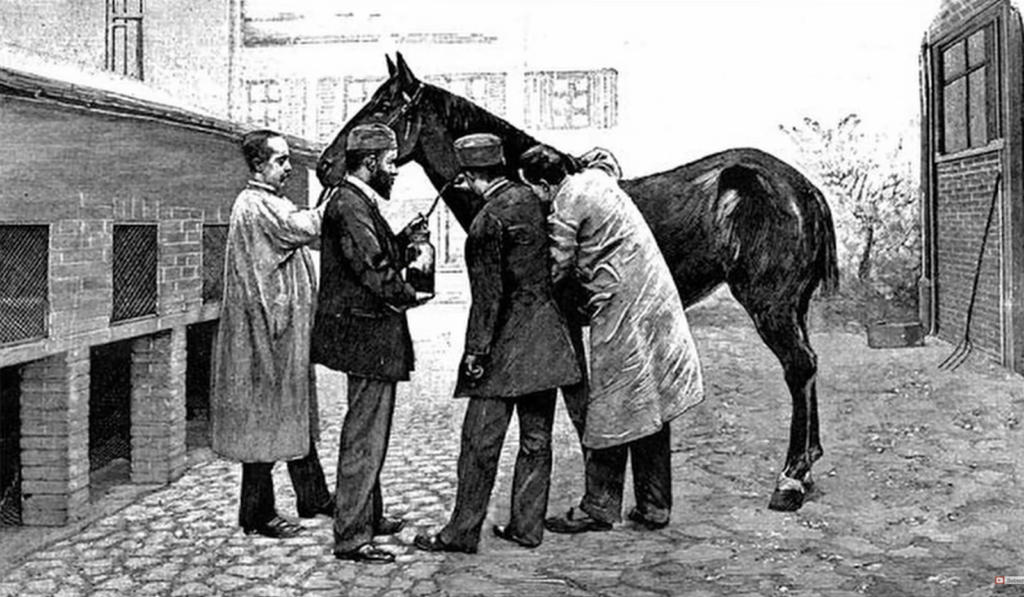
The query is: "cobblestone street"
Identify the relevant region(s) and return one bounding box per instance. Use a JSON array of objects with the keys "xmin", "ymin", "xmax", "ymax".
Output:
[{"xmin": 2, "ymin": 292, "xmax": 1024, "ymax": 596}]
